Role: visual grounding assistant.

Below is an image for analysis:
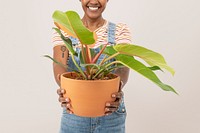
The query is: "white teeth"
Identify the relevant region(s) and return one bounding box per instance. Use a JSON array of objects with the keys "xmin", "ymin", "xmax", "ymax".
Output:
[{"xmin": 88, "ymin": 7, "xmax": 99, "ymax": 11}]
